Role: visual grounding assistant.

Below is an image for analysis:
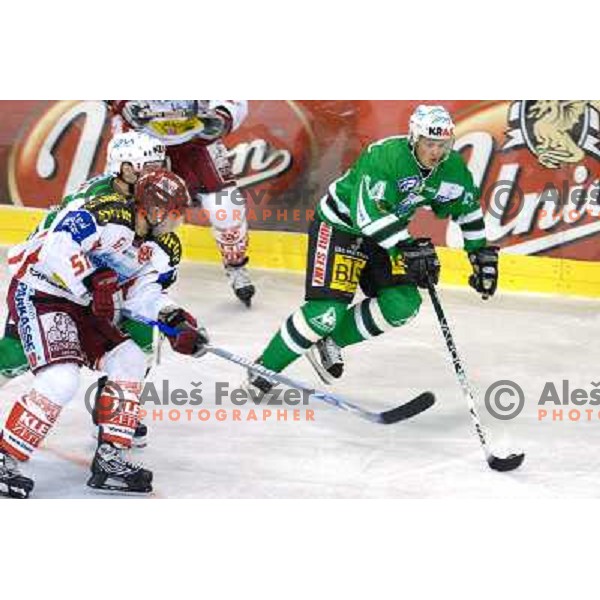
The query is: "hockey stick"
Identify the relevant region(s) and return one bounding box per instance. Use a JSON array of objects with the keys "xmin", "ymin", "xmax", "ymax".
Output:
[
  {"xmin": 124, "ymin": 312, "xmax": 435, "ymax": 425},
  {"xmin": 426, "ymin": 281, "xmax": 524, "ymax": 471},
  {"xmin": 151, "ymin": 326, "xmax": 164, "ymax": 370}
]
